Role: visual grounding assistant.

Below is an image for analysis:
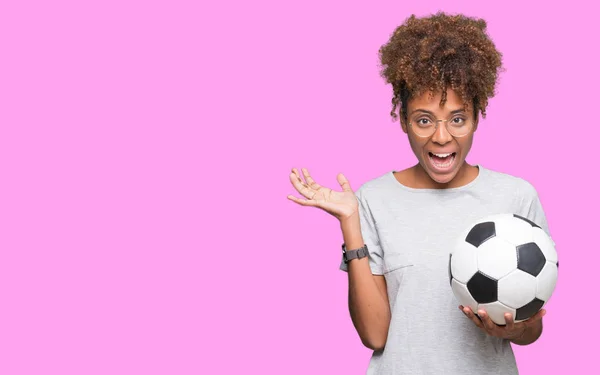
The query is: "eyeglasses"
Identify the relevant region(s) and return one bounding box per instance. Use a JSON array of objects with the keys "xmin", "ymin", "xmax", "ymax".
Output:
[{"xmin": 408, "ymin": 114, "xmax": 474, "ymax": 138}]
